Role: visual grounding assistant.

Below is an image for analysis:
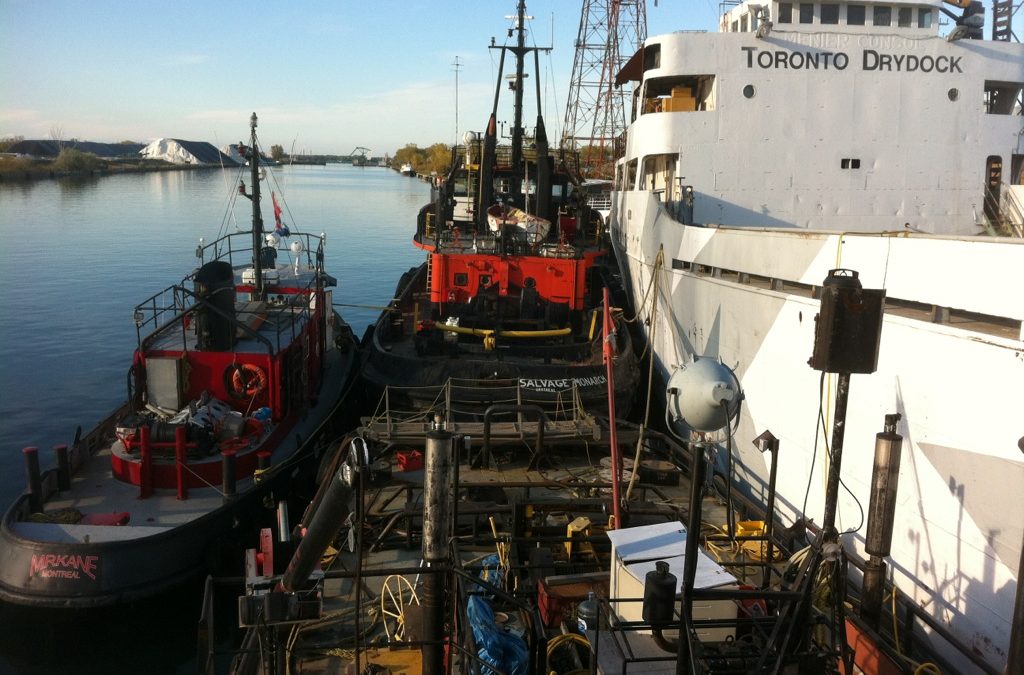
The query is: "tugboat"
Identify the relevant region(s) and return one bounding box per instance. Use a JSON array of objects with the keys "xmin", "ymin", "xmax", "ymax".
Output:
[
  {"xmin": 361, "ymin": 3, "xmax": 639, "ymax": 418},
  {"xmin": 0, "ymin": 113, "xmax": 358, "ymax": 608}
]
